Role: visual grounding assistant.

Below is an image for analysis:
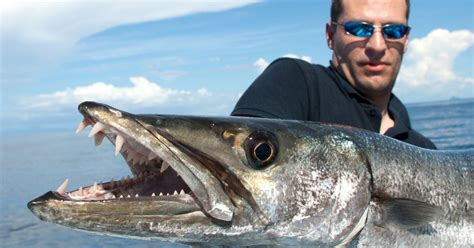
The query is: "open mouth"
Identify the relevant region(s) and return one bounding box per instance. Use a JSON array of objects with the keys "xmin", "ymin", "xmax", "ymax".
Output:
[
  {"xmin": 56, "ymin": 117, "xmax": 192, "ymax": 201},
  {"xmin": 39, "ymin": 102, "xmax": 236, "ymax": 222}
]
